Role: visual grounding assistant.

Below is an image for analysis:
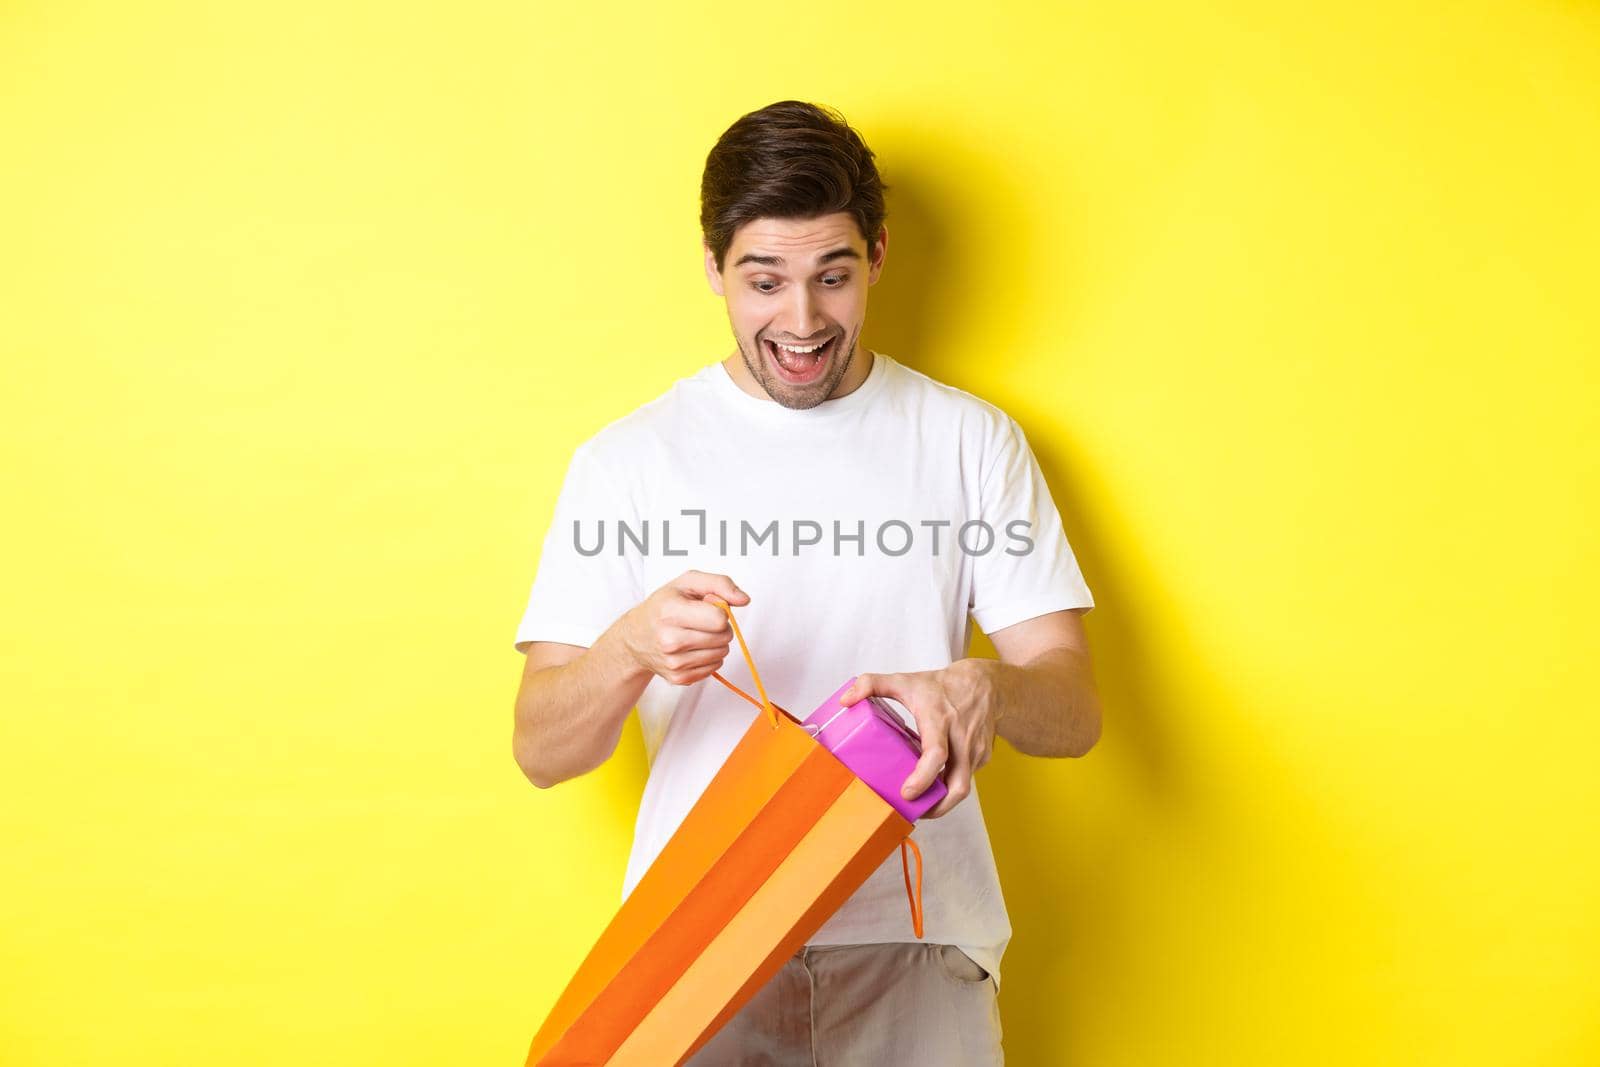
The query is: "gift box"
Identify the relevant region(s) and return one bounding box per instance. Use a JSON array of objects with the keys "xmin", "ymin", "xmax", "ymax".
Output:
[{"xmin": 525, "ymin": 601, "xmax": 943, "ymax": 1066}]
